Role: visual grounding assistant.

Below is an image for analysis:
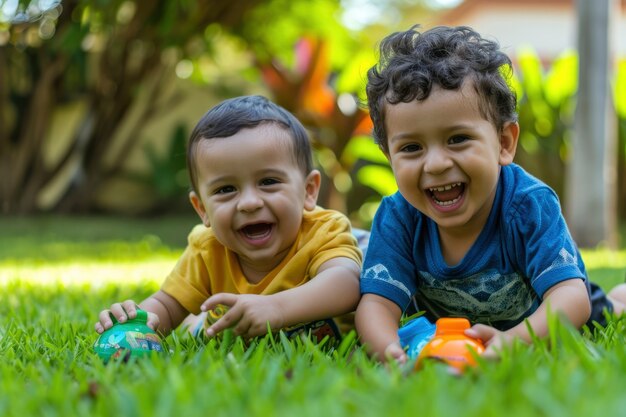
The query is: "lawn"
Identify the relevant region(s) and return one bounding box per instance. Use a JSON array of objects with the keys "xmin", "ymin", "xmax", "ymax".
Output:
[{"xmin": 2, "ymin": 215, "xmax": 626, "ymax": 417}]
